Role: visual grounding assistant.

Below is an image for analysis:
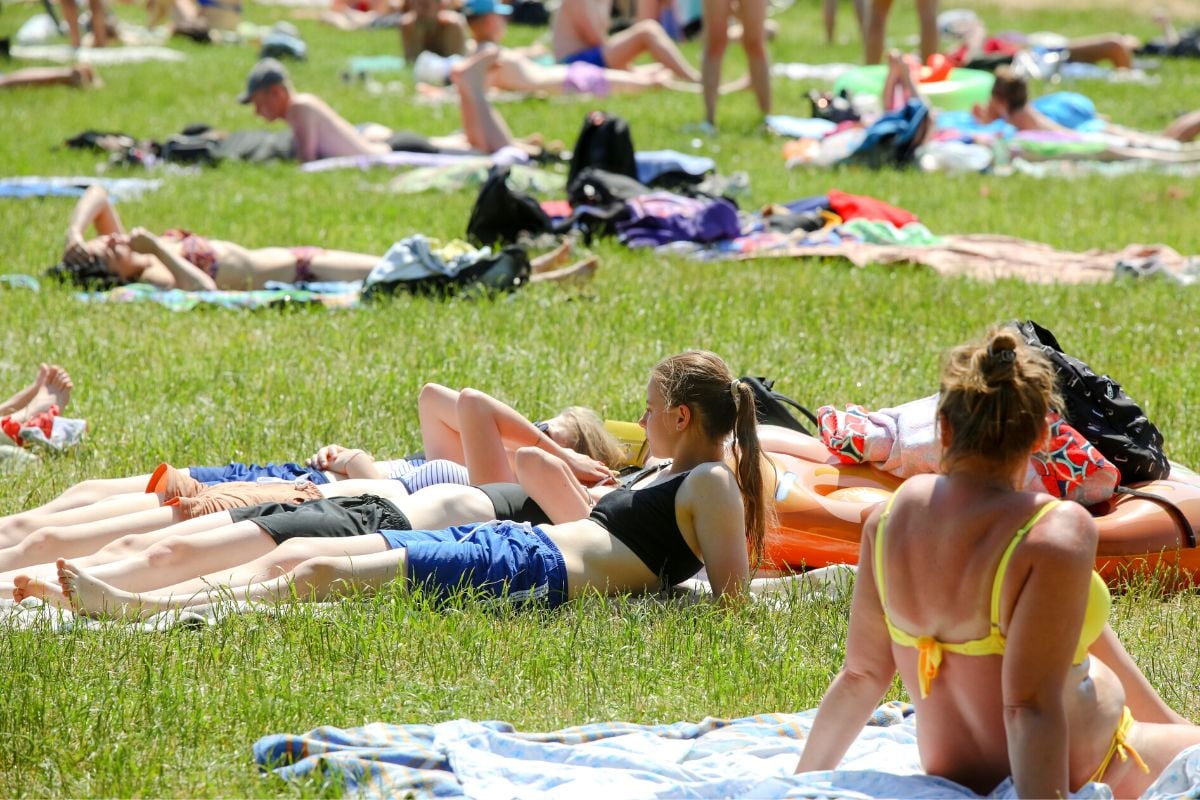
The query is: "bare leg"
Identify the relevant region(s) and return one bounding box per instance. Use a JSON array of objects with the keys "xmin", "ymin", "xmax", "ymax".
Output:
[
  {"xmin": 0, "ymin": 505, "xmax": 181, "ymax": 571},
  {"xmin": 701, "ymin": 0, "xmax": 731, "ymax": 126},
  {"xmin": 0, "ymin": 364, "xmax": 50, "ymax": 415},
  {"xmin": 59, "ymin": 548, "xmax": 409, "ymax": 619},
  {"xmin": 0, "ymin": 483, "xmax": 157, "ymax": 548},
  {"xmin": 528, "ymin": 256, "xmax": 598, "ymax": 285},
  {"xmin": 1164, "ymin": 110, "xmax": 1200, "ymax": 143},
  {"xmin": 455, "ymin": 388, "xmax": 519, "ymax": 483},
  {"xmin": 61, "ymin": 0, "xmax": 84, "ymax": 48},
  {"xmin": 604, "ymin": 20, "xmax": 701, "ymax": 82},
  {"xmin": 863, "ymin": 0, "xmax": 892, "ymax": 65},
  {"xmin": 738, "ymin": 0, "xmax": 771, "ymax": 117},
  {"xmin": 915, "ymin": 0, "xmax": 938, "ymax": 62},
  {"xmin": 224, "ymin": 244, "xmax": 379, "ymax": 285},
  {"xmin": 451, "ymin": 48, "xmax": 516, "ymax": 154},
  {"xmin": 822, "ymin": 0, "xmax": 836, "ymax": 43},
  {"xmin": 418, "ymin": 383, "xmax": 467, "ymax": 463},
  {"xmin": 1, "ymin": 365, "xmax": 73, "ymax": 423},
  {"xmin": 1065, "ymin": 34, "xmax": 1137, "ymax": 69},
  {"xmin": 881, "ymin": 49, "xmax": 921, "ymax": 111},
  {"xmin": 25, "ymin": 519, "xmax": 274, "ymax": 598},
  {"xmin": 150, "ymin": 533, "xmax": 390, "ymax": 597},
  {"xmin": 88, "ymin": 0, "xmax": 110, "ymax": 47}
]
